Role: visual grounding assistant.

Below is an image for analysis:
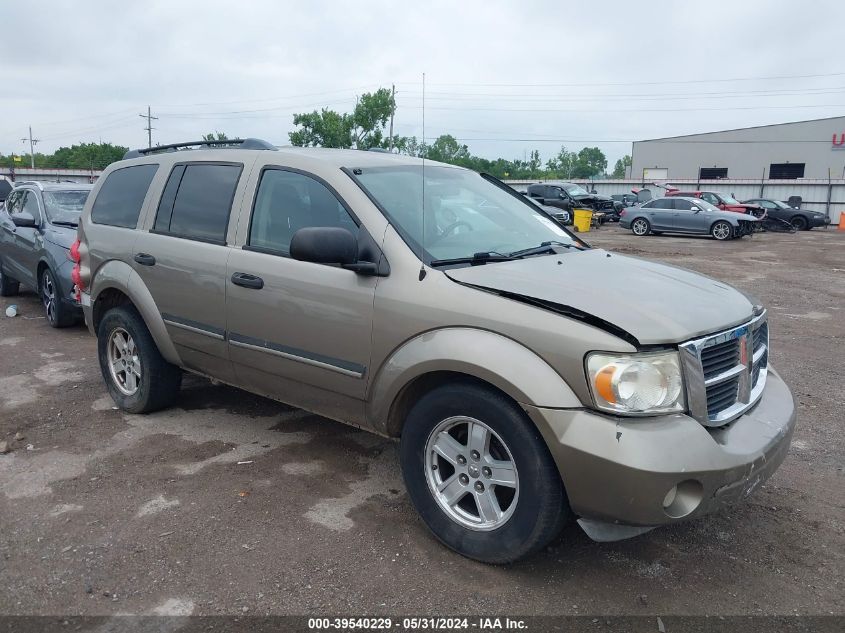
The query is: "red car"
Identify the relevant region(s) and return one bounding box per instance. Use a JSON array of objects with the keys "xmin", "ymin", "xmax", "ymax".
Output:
[{"xmin": 666, "ymin": 190, "xmax": 764, "ymax": 217}]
